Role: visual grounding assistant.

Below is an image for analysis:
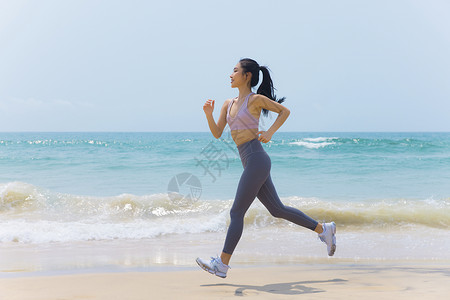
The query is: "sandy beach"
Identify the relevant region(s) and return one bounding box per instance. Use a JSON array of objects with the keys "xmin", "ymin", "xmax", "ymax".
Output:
[{"xmin": 1, "ymin": 262, "xmax": 449, "ymax": 300}]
